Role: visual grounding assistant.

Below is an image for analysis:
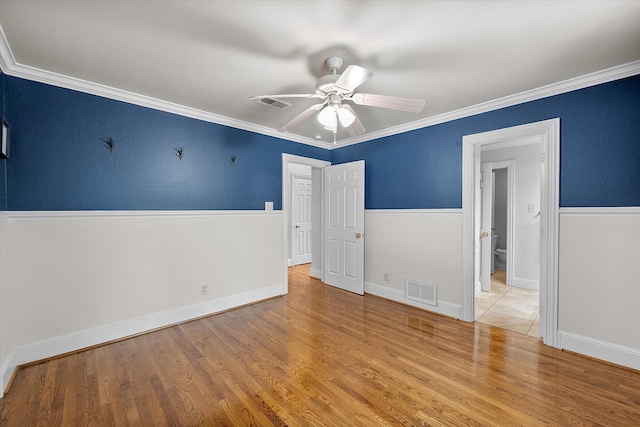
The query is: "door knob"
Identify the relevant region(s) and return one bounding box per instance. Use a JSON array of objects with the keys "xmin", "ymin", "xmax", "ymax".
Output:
[
  {"xmin": 355, "ymin": 233, "xmax": 364, "ymax": 238},
  {"xmin": 481, "ymin": 231, "xmax": 489, "ymax": 238}
]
